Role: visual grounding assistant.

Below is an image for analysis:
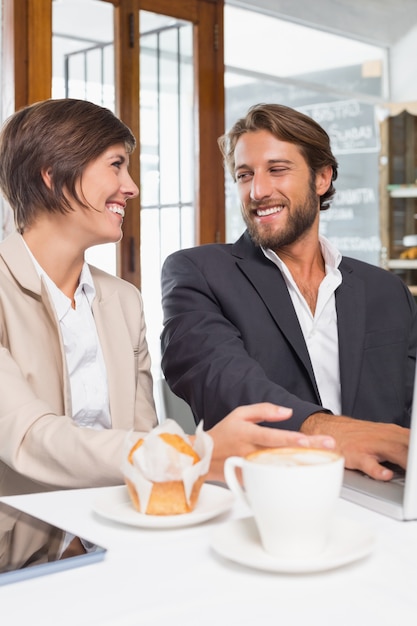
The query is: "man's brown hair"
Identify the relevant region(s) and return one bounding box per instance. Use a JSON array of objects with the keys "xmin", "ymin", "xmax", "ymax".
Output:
[{"xmin": 218, "ymin": 103, "xmax": 338, "ymax": 210}]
